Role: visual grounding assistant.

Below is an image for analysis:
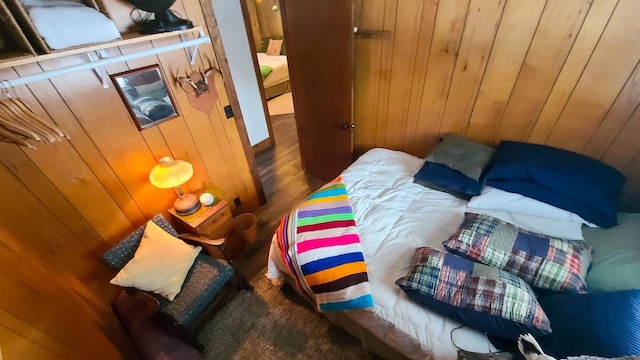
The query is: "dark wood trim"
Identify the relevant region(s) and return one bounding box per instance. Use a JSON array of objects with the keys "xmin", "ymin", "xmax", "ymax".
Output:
[
  {"xmin": 251, "ymin": 136, "xmax": 274, "ymax": 154},
  {"xmin": 239, "ymin": 0, "xmax": 276, "ymax": 146},
  {"xmin": 200, "ymin": 0, "xmax": 267, "ymax": 205},
  {"xmin": 277, "ymin": 0, "xmax": 305, "ymax": 171},
  {"xmin": 279, "ymin": 0, "xmax": 354, "ymax": 180}
]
